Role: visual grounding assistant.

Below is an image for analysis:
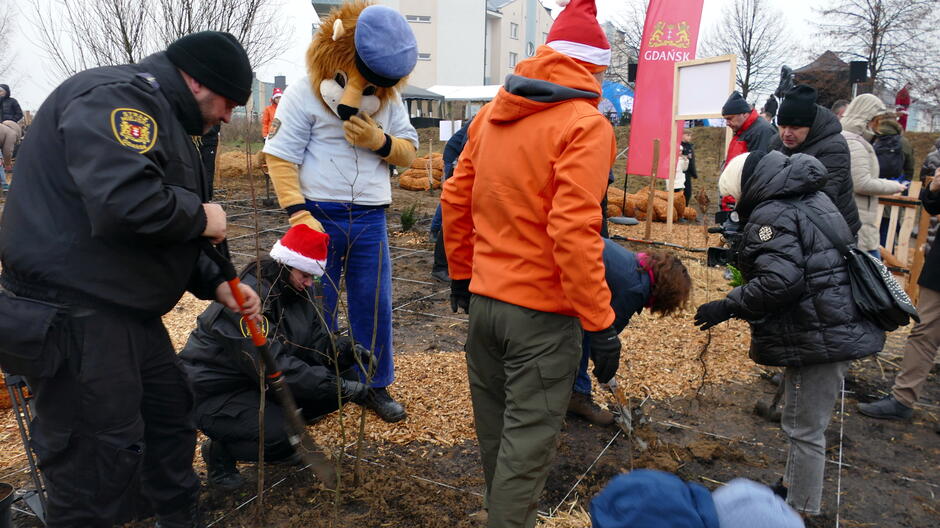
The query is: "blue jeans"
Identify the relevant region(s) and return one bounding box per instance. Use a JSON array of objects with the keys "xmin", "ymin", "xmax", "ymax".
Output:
[
  {"xmin": 868, "ymin": 249, "xmax": 881, "ymax": 260},
  {"xmin": 430, "ymin": 204, "xmax": 443, "ymax": 236},
  {"xmin": 573, "ymin": 334, "xmax": 593, "ymax": 395},
  {"xmin": 307, "ymin": 201, "xmax": 395, "ymax": 388}
]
